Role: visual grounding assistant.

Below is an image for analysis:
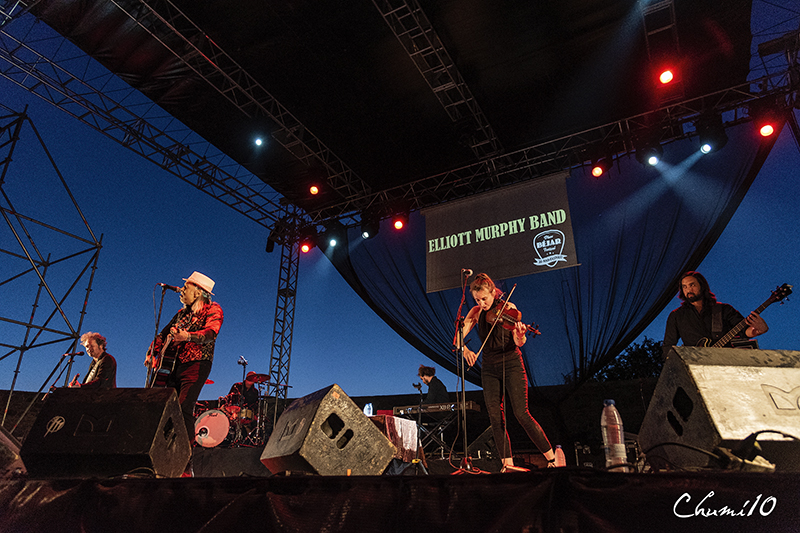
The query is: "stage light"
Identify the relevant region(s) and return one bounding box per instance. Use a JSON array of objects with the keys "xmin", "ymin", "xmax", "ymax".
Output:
[
  {"xmin": 321, "ymin": 221, "xmax": 346, "ymax": 250},
  {"xmin": 759, "ymin": 123, "xmax": 775, "ymax": 137},
  {"xmin": 696, "ymin": 114, "xmax": 728, "ymax": 154},
  {"xmin": 299, "ymin": 237, "xmax": 315, "ymax": 253},
  {"xmin": 298, "ymin": 226, "xmax": 318, "ymax": 253},
  {"xmin": 392, "ymin": 212, "xmax": 408, "ymax": 231},
  {"xmin": 635, "ymin": 142, "xmax": 663, "ymax": 166},
  {"xmin": 360, "ymin": 218, "xmax": 380, "ymax": 240},
  {"xmin": 309, "ymin": 185, "xmax": 320, "ymax": 195},
  {"xmin": 659, "ymin": 69, "xmax": 674, "ymax": 85},
  {"xmin": 749, "ymin": 98, "xmax": 782, "ymax": 139},
  {"xmin": 255, "ymin": 138, "xmax": 263, "ymax": 146},
  {"xmin": 755, "ymin": 110, "xmax": 778, "ymax": 137},
  {"xmin": 591, "ymin": 157, "xmax": 612, "ymax": 178}
]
